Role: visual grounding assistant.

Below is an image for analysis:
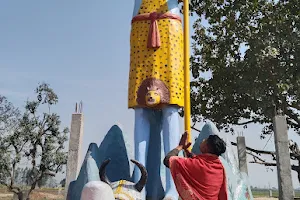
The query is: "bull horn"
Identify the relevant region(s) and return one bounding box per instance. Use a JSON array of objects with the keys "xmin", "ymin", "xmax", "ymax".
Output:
[
  {"xmin": 132, "ymin": 159, "xmax": 147, "ymax": 192},
  {"xmin": 99, "ymin": 158, "xmax": 112, "ymax": 185}
]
